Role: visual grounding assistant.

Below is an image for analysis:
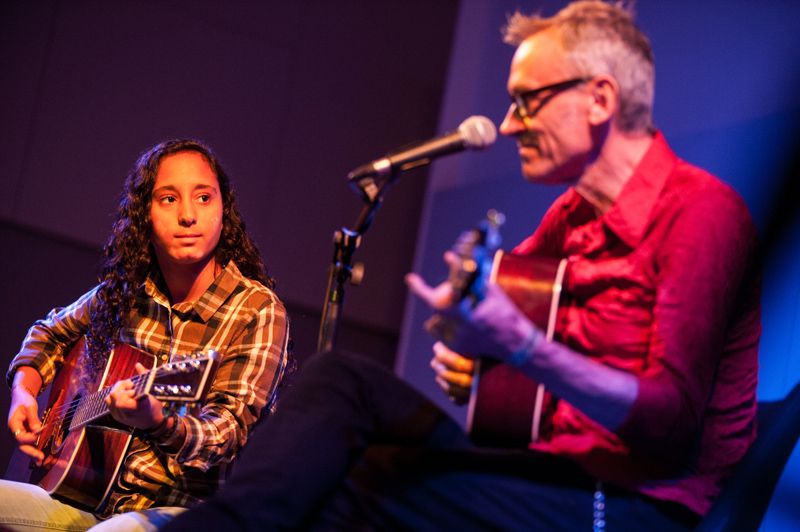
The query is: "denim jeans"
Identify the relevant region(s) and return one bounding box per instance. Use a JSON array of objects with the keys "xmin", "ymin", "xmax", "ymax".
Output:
[{"xmin": 0, "ymin": 479, "xmax": 186, "ymax": 531}]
